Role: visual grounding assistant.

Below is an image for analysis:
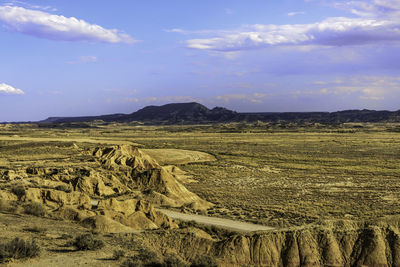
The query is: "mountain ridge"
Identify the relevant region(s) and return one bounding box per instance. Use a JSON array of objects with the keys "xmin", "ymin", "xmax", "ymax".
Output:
[{"xmin": 37, "ymin": 102, "xmax": 400, "ymax": 124}]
